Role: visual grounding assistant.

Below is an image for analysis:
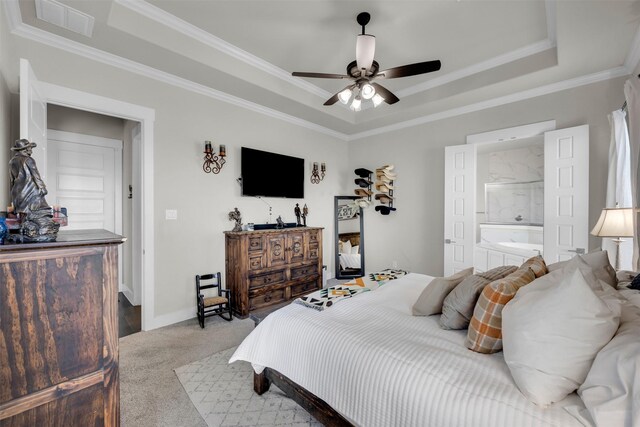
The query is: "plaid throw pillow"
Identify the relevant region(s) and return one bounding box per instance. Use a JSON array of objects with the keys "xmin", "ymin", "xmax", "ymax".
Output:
[{"xmin": 466, "ymin": 267, "xmax": 536, "ymax": 354}]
